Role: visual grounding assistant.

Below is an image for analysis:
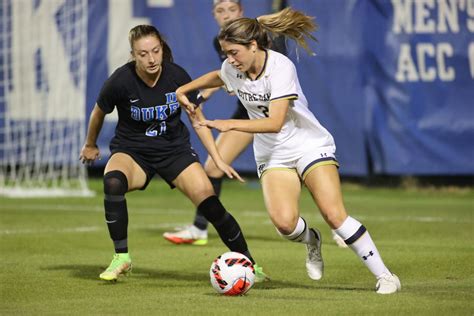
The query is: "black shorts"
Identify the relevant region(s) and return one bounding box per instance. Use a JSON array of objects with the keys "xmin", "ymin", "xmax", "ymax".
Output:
[
  {"xmin": 231, "ymin": 101, "xmax": 249, "ymax": 120},
  {"xmin": 110, "ymin": 145, "xmax": 200, "ymax": 189}
]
